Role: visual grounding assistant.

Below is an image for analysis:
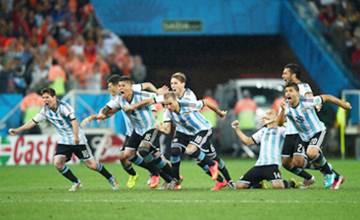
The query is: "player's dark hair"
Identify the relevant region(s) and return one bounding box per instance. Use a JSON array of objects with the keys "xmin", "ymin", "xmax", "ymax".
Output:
[
  {"xmin": 119, "ymin": 76, "xmax": 133, "ymax": 84},
  {"xmin": 40, "ymin": 88, "xmax": 56, "ymax": 97},
  {"xmin": 107, "ymin": 75, "xmax": 121, "ymax": 85},
  {"xmin": 284, "ymin": 82, "xmax": 299, "ymax": 92},
  {"xmin": 171, "ymin": 72, "xmax": 186, "ymax": 83},
  {"xmin": 284, "ymin": 63, "xmax": 301, "ymax": 79}
]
